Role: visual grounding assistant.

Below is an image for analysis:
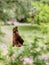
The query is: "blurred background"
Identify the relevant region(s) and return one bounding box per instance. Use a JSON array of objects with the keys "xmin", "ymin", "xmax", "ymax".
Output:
[{"xmin": 0, "ymin": 0, "xmax": 49, "ymax": 65}]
